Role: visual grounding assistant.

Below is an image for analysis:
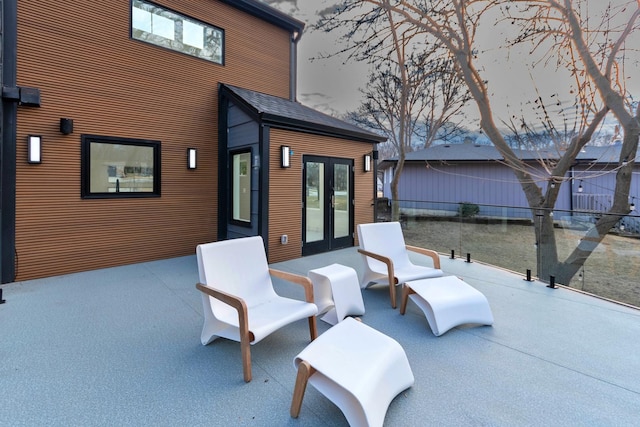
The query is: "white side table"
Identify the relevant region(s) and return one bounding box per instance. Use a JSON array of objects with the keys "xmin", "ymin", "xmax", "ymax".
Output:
[
  {"xmin": 308, "ymin": 263, "xmax": 365, "ymax": 325},
  {"xmin": 290, "ymin": 317, "xmax": 414, "ymax": 426}
]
